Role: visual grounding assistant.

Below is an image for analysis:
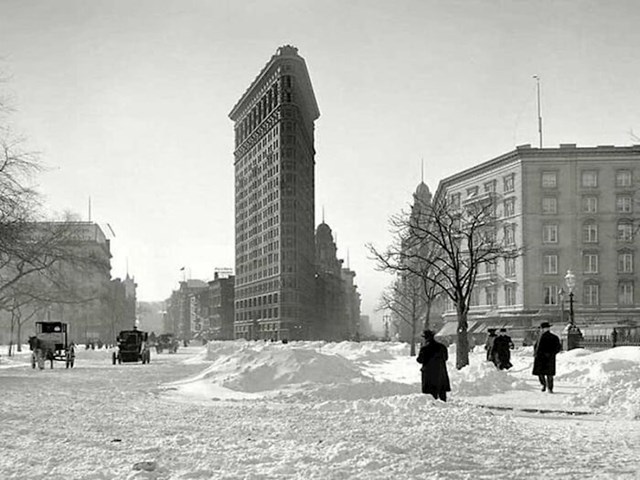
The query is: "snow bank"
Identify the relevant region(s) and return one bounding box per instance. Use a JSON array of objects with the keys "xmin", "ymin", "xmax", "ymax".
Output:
[
  {"xmin": 164, "ymin": 340, "xmax": 640, "ymax": 419},
  {"xmin": 560, "ymin": 347, "xmax": 640, "ymax": 419}
]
